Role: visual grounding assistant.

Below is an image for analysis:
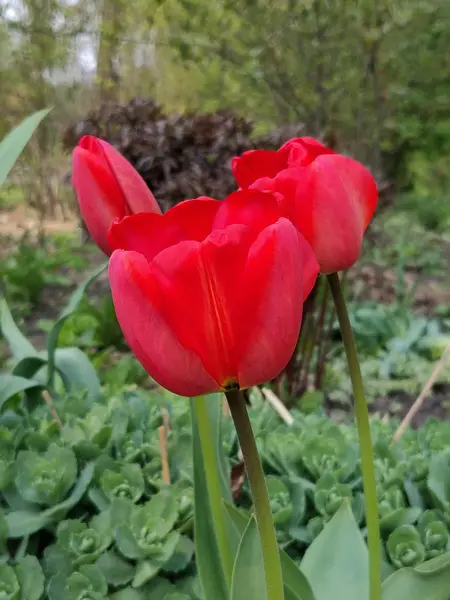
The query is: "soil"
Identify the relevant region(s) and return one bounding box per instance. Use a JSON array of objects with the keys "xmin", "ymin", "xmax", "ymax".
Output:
[{"xmin": 369, "ymin": 385, "xmax": 450, "ymax": 427}]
